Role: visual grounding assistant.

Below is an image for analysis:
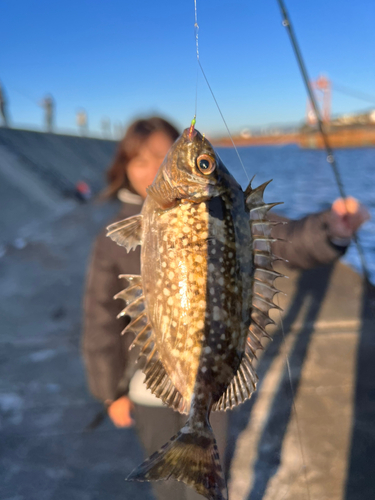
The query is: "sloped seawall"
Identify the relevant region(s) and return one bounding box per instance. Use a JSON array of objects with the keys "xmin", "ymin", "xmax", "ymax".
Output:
[{"xmin": 0, "ymin": 128, "xmax": 117, "ymax": 244}]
